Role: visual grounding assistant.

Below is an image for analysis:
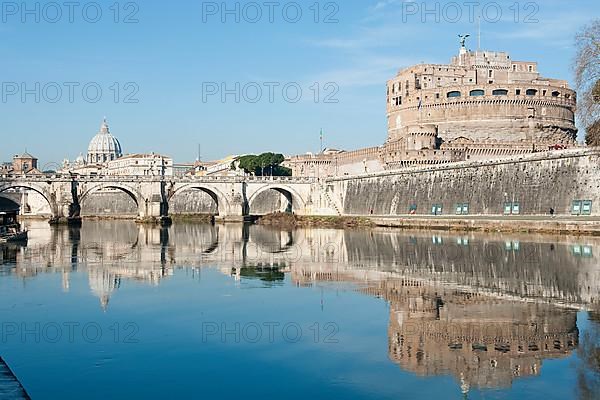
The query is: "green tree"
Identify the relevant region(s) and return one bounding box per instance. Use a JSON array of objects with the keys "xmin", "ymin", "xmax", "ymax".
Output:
[
  {"xmin": 237, "ymin": 155, "xmax": 260, "ymax": 174},
  {"xmin": 237, "ymin": 153, "xmax": 290, "ymax": 176}
]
